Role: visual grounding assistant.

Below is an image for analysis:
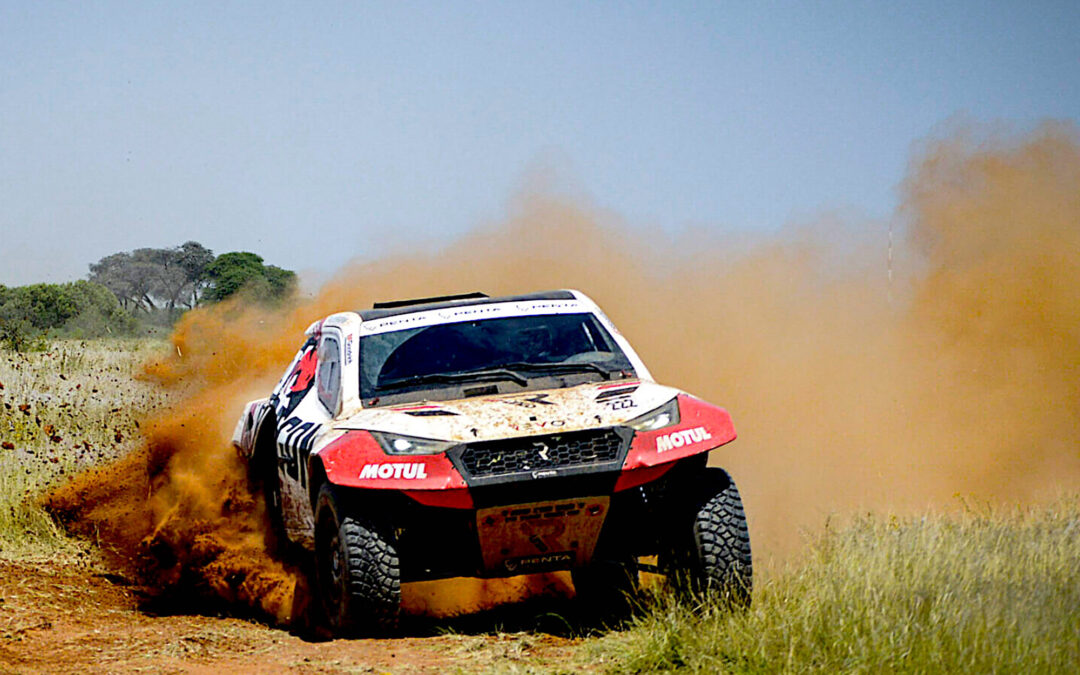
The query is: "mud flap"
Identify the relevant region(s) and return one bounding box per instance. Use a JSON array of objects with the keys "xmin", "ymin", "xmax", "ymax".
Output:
[{"xmin": 476, "ymin": 497, "xmax": 609, "ymax": 575}]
